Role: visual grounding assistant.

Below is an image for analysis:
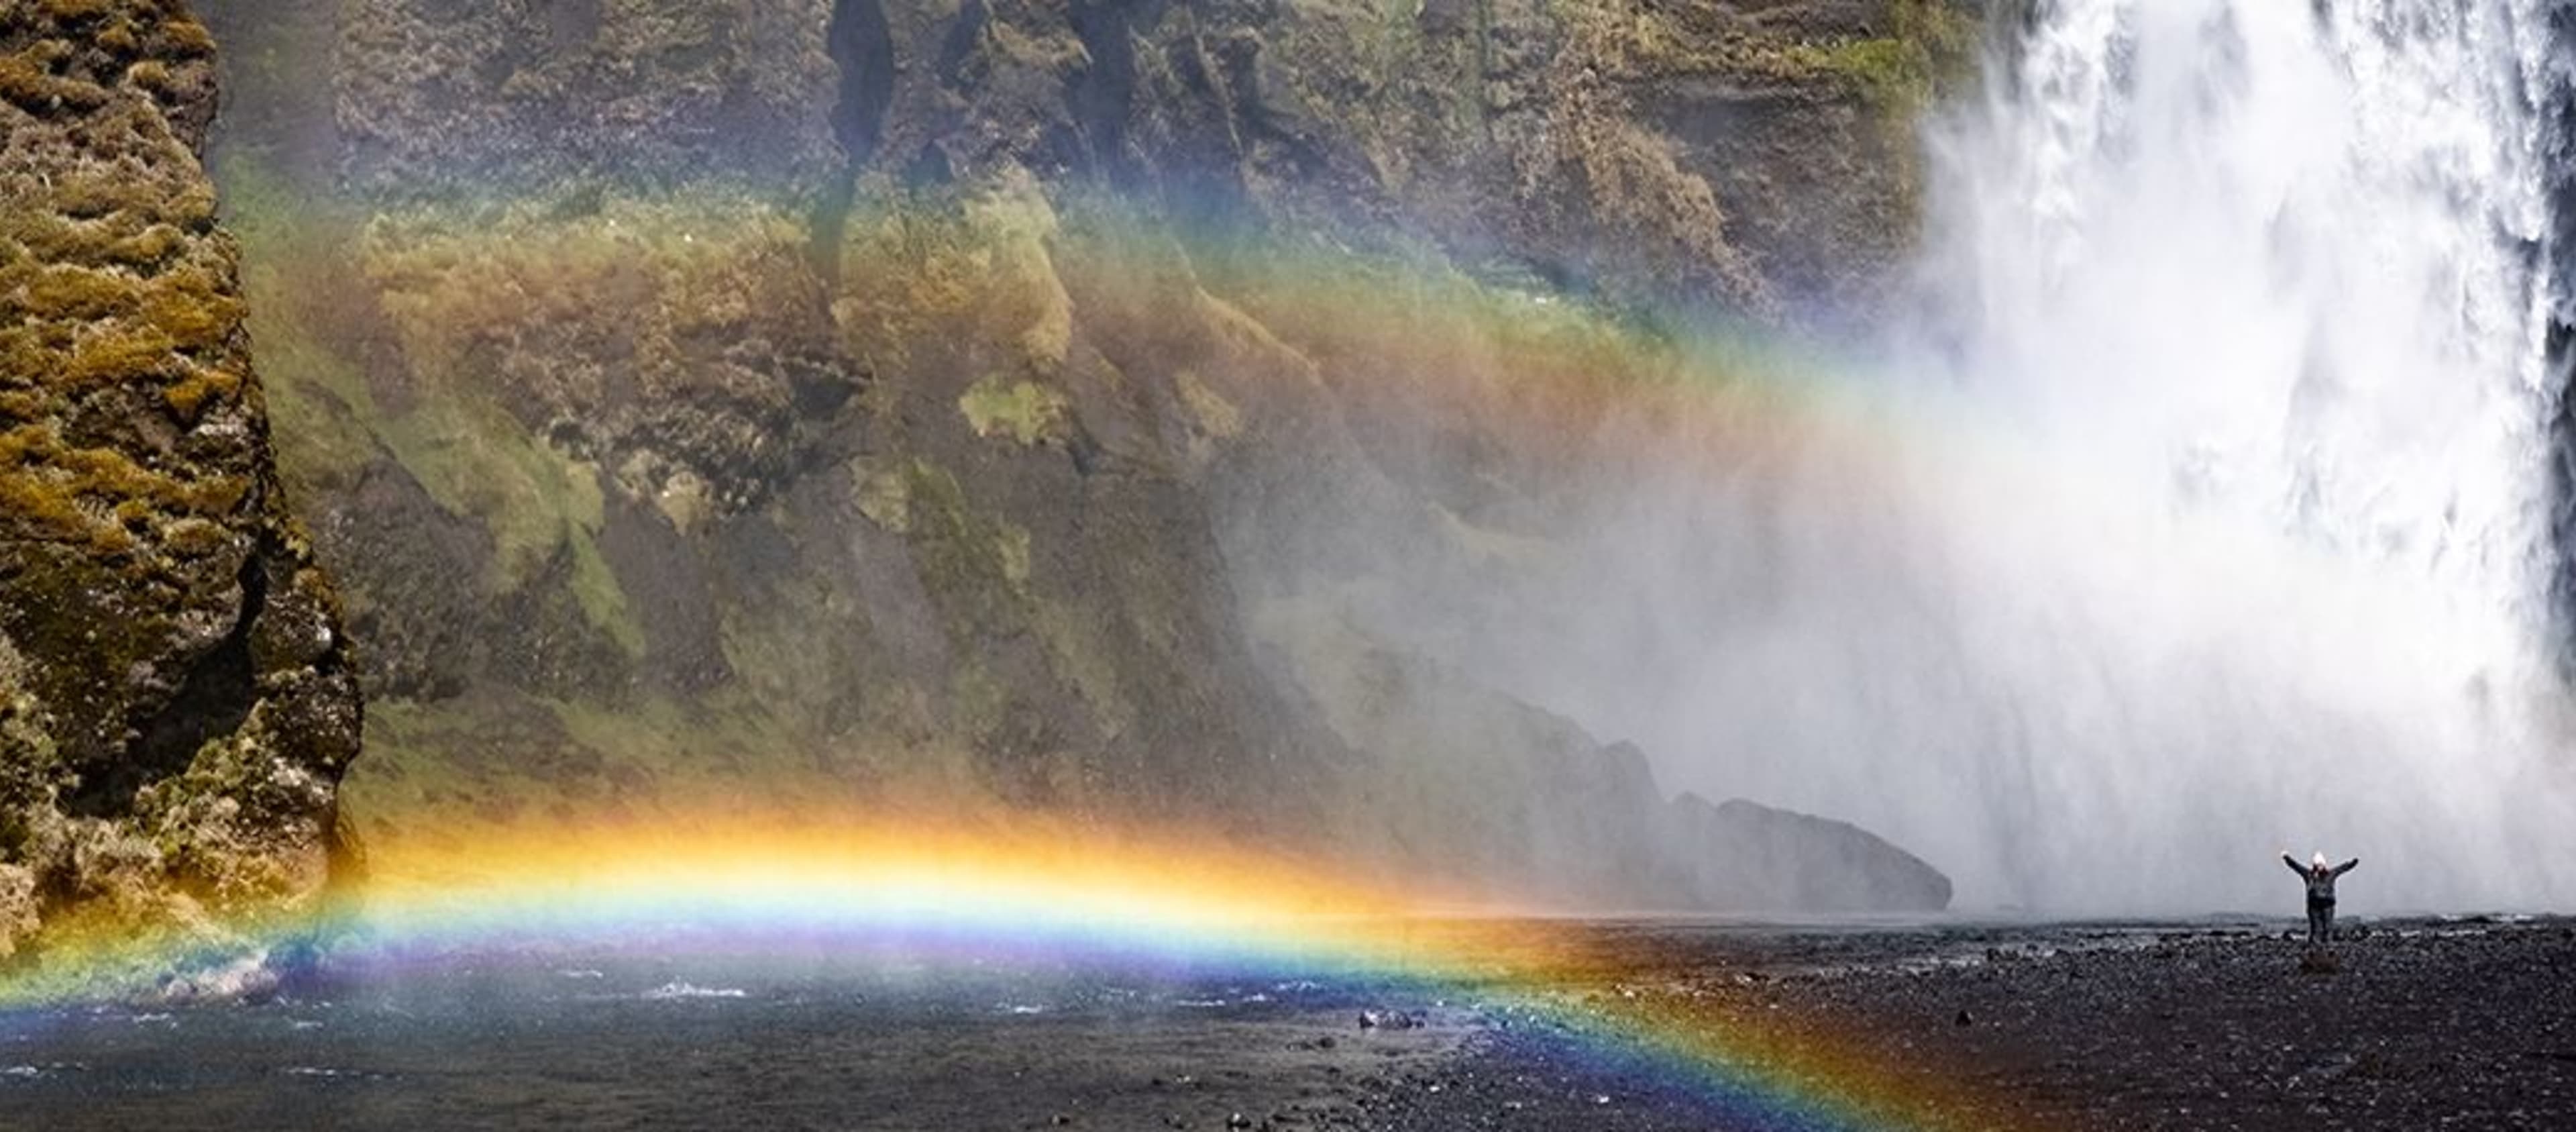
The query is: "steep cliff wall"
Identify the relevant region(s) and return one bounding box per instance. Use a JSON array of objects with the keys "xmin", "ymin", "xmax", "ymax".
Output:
[
  {"xmin": 782, "ymin": 0, "xmax": 1969, "ymax": 320},
  {"xmin": 0, "ymin": 0, "xmax": 358, "ymax": 962},
  {"xmin": 193, "ymin": 0, "xmax": 1968, "ymax": 909}
]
